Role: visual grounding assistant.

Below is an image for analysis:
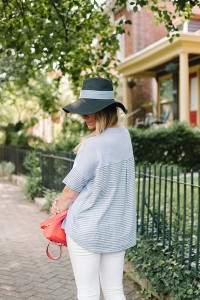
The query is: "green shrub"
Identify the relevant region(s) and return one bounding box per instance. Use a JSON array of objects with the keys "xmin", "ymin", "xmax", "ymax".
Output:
[
  {"xmin": 23, "ymin": 151, "xmax": 42, "ymax": 200},
  {"xmin": 38, "ymin": 136, "xmax": 79, "ymax": 153},
  {"xmin": 41, "ymin": 188, "xmax": 60, "ymax": 213},
  {"xmin": 0, "ymin": 161, "xmax": 15, "ymax": 176},
  {"xmin": 125, "ymin": 235, "xmax": 200, "ymax": 300},
  {"xmin": 125, "ymin": 214, "xmax": 200, "ymax": 299},
  {"xmin": 128, "ymin": 122, "xmax": 200, "ymax": 170}
]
